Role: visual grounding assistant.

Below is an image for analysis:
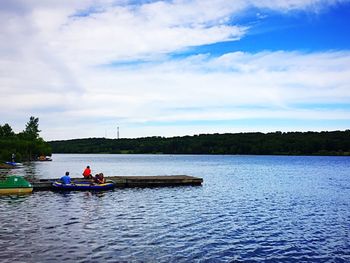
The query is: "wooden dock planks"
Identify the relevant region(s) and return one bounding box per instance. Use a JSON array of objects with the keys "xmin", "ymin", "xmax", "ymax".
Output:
[{"xmin": 30, "ymin": 175, "xmax": 203, "ymax": 191}]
